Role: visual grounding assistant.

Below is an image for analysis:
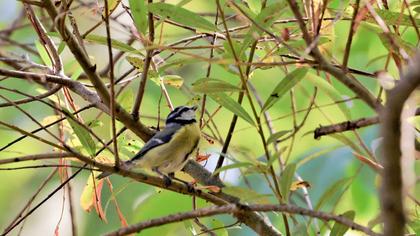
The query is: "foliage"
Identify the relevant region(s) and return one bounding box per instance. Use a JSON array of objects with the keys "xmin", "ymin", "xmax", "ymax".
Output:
[{"xmin": 0, "ymin": 0, "xmax": 418, "ymax": 235}]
